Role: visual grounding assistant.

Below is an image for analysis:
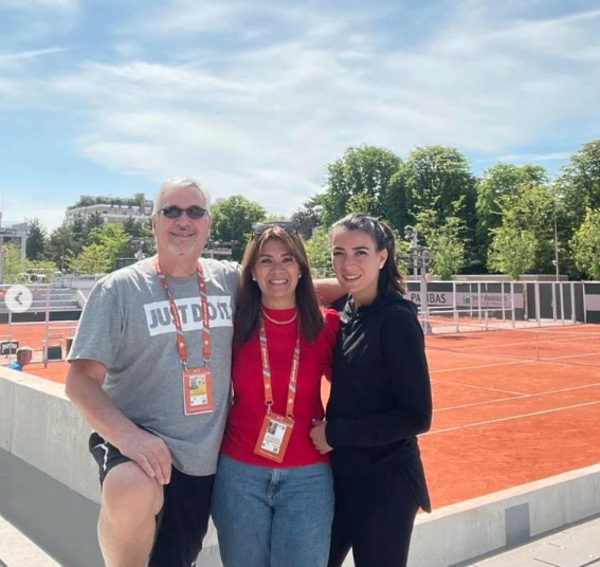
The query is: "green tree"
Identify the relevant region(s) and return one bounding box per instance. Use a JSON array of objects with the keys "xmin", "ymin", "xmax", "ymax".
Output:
[
  {"xmin": 1, "ymin": 244, "xmax": 25, "ymax": 283},
  {"xmin": 122, "ymin": 218, "xmax": 155, "ymax": 259},
  {"xmin": 570, "ymin": 208, "xmax": 600, "ymax": 279},
  {"xmin": 211, "ymin": 195, "xmax": 266, "ymax": 261},
  {"xmin": 487, "ymin": 182, "xmax": 554, "ymax": 278},
  {"xmin": 387, "ymin": 146, "xmax": 477, "ymax": 267},
  {"xmin": 488, "ymin": 225, "xmax": 537, "ymax": 280},
  {"xmin": 554, "ymin": 140, "xmax": 600, "ymax": 231},
  {"xmin": 320, "ymin": 146, "xmax": 401, "ymax": 227},
  {"xmin": 68, "ymin": 243, "xmax": 112, "ymax": 274},
  {"xmin": 415, "ymin": 210, "xmax": 466, "ymax": 279},
  {"xmin": 25, "ymin": 217, "xmax": 47, "ymax": 260},
  {"xmin": 87, "ymin": 223, "xmax": 130, "ymax": 267},
  {"xmin": 475, "ymin": 163, "xmax": 548, "ymax": 264},
  {"xmin": 122, "ymin": 217, "xmax": 148, "ymax": 238},
  {"xmin": 27, "ymin": 258, "xmax": 59, "ymax": 274},
  {"xmin": 304, "ymin": 227, "xmax": 334, "ymax": 278},
  {"xmin": 261, "ymin": 214, "xmax": 287, "ymax": 223},
  {"xmin": 45, "ymin": 222, "xmax": 83, "ymax": 271},
  {"xmin": 84, "ymin": 211, "xmax": 104, "ymax": 237}
]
